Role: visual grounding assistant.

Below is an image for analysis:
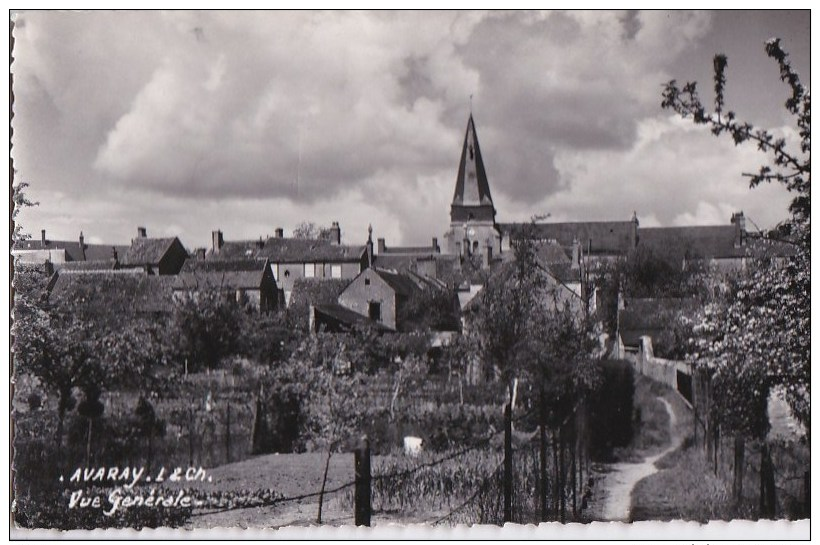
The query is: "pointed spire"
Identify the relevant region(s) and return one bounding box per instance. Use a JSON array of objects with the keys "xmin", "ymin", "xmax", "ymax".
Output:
[{"xmin": 451, "ymin": 114, "xmax": 496, "ymax": 223}]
